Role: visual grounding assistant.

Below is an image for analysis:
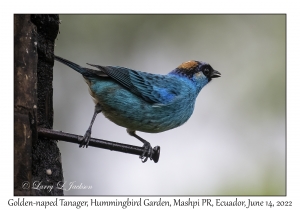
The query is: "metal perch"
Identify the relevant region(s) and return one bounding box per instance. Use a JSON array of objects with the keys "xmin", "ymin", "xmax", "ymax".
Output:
[{"xmin": 37, "ymin": 127, "xmax": 160, "ymax": 163}]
